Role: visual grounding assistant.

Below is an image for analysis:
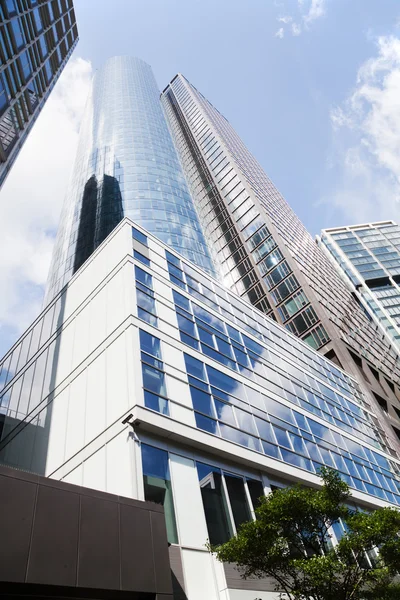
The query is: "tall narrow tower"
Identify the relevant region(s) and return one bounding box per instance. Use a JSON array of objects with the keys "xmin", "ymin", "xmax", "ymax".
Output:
[
  {"xmin": 45, "ymin": 57, "xmax": 215, "ymax": 301},
  {"xmin": 161, "ymin": 74, "xmax": 400, "ymax": 450}
]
